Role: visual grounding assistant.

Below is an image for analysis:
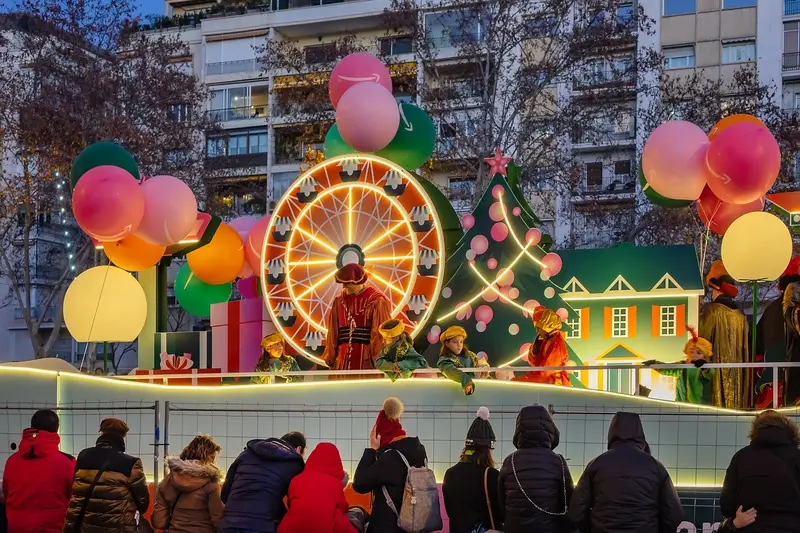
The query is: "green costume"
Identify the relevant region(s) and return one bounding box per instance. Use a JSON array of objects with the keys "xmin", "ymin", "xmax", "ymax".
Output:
[
  {"xmin": 649, "ymin": 361, "xmax": 715, "ymax": 405},
  {"xmin": 375, "ymin": 335, "xmax": 429, "ymax": 381},
  {"xmin": 252, "ymin": 353, "xmax": 301, "ymax": 384},
  {"xmin": 437, "ymin": 349, "xmax": 480, "ymax": 390}
]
